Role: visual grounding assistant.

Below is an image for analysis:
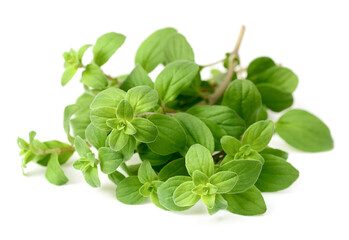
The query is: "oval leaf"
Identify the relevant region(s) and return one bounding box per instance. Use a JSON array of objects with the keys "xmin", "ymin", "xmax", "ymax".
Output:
[{"xmin": 93, "ymin": 32, "xmax": 126, "ymax": 66}]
